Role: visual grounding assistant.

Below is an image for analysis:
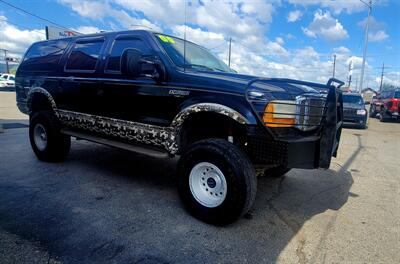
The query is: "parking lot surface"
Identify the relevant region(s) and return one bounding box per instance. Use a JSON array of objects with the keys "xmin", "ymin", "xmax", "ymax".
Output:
[{"xmin": 0, "ymin": 91, "xmax": 399, "ymax": 263}]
